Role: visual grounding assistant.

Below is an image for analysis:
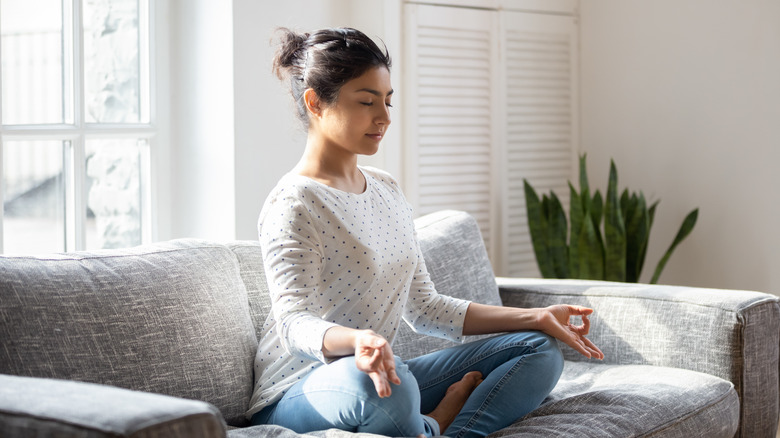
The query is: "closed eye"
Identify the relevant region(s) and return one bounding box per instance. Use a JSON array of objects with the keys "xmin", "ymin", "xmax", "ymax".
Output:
[{"xmin": 360, "ymin": 101, "xmax": 392, "ymax": 108}]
